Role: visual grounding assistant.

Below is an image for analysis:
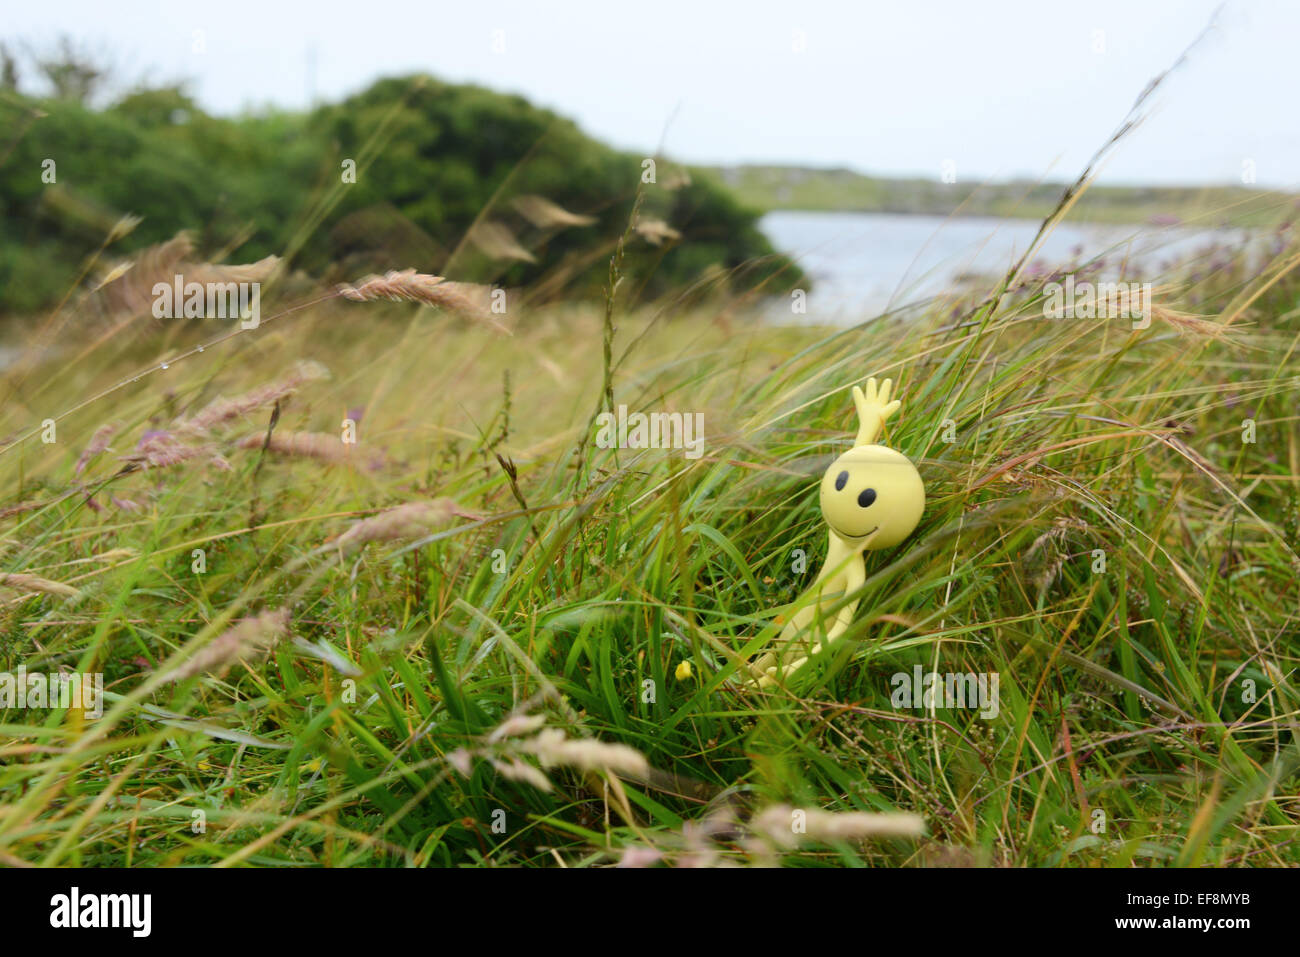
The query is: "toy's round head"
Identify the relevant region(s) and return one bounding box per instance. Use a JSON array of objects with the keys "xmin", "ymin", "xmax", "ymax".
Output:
[{"xmin": 819, "ymin": 444, "xmax": 925, "ymax": 549}]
